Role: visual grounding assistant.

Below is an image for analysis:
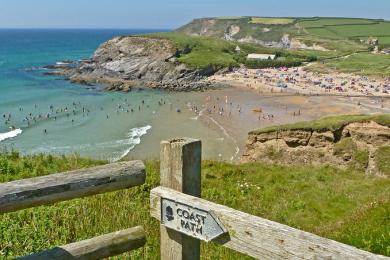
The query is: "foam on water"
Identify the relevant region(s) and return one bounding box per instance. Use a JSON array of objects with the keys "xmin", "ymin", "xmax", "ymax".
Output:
[
  {"xmin": 113, "ymin": 125, "xmax": 152, "ymax": 162},
  {"xmin": 0, "ymin": 129, "xmax": 22, "ymax": 142},
  {"xmin": 29, "ymin": 125, "xmax": 152, "ymax": 162}
]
